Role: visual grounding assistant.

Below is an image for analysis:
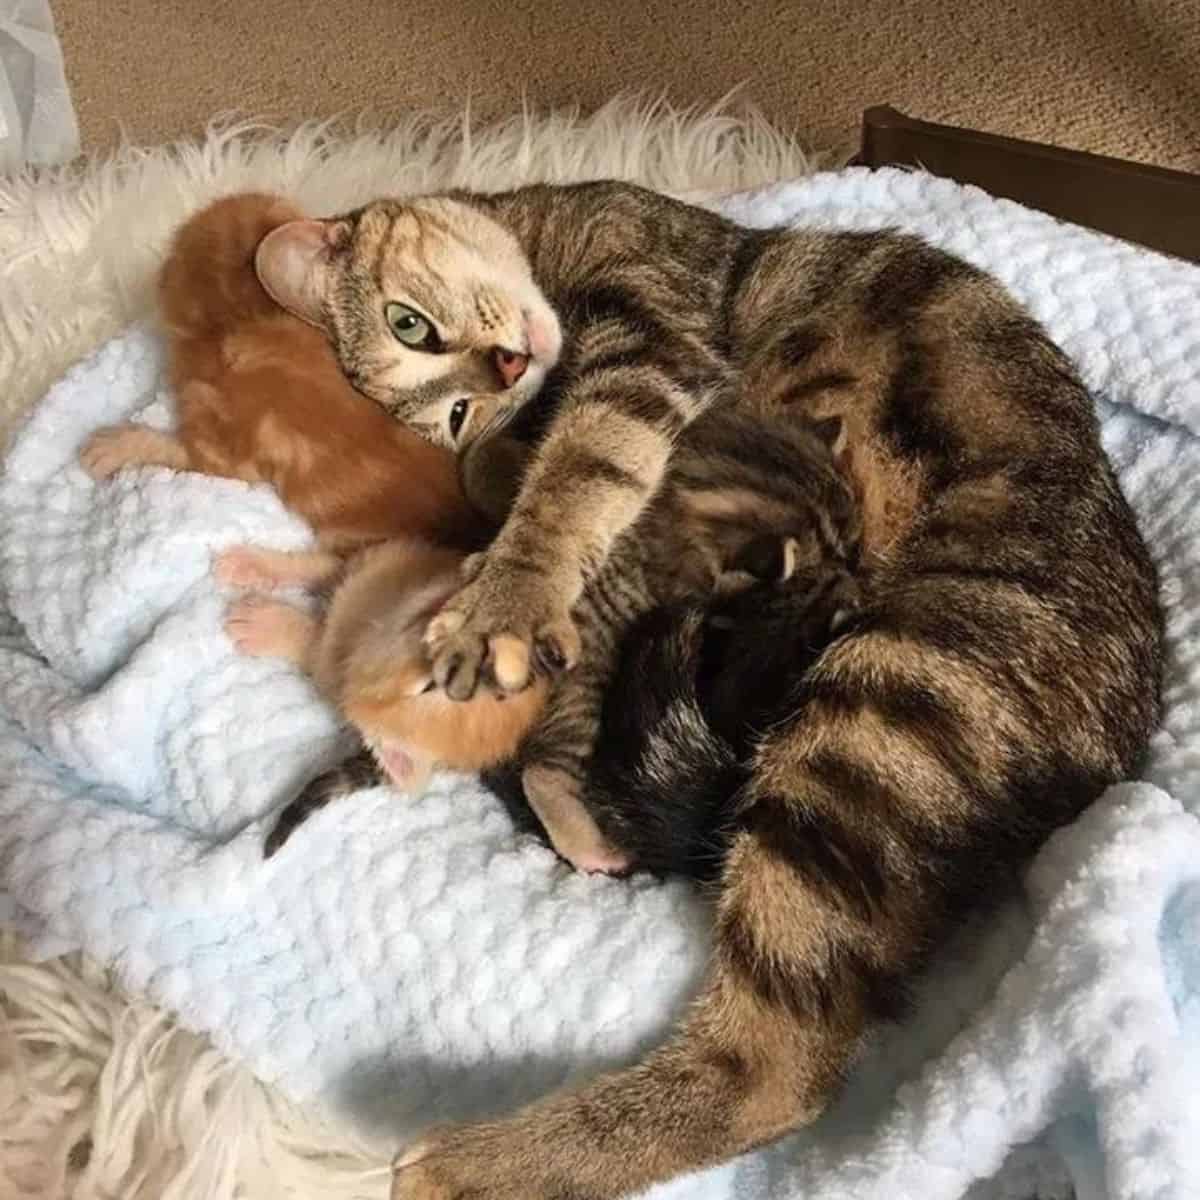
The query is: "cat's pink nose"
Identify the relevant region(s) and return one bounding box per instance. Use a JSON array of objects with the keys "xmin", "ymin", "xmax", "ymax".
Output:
[{"xmin": 494, "ymin": 347, "xmax": 529, "ymax": 389}]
